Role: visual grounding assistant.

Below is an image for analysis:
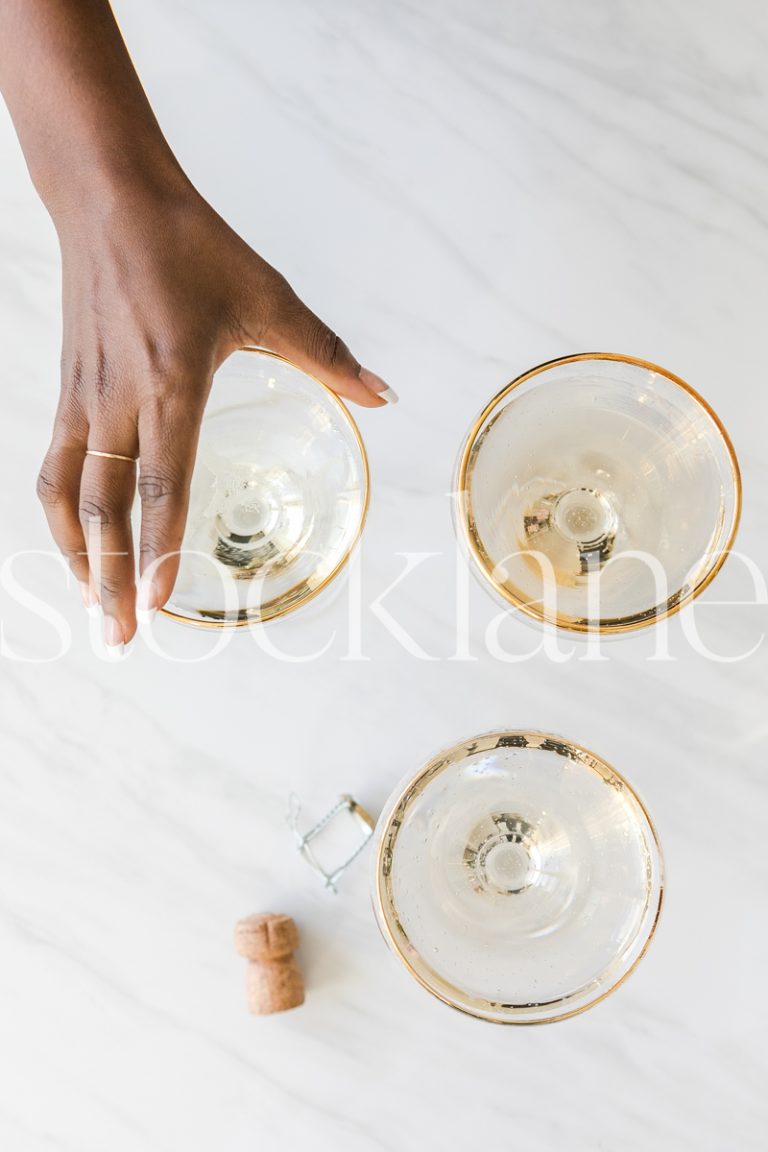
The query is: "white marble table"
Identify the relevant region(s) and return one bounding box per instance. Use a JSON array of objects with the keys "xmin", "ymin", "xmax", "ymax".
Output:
[{"xmin": 1, "ymin": 2, "xmax": 766, "ymax": 1148}]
